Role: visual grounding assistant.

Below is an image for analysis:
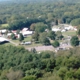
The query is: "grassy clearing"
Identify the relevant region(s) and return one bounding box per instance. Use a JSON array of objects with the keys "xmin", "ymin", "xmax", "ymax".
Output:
[
  {"xmin": 23, "ymin": 36, "xmax": 32, "ymax": 42},
  {"xmin": 62, "ymin": 31, "xmax": 76, "ymax": 36},
  {"xmin": 12, "ymin": 39, "xmax": 20, "ymax": 44},
  {"xmin": 0, "ymin": 23, "xmax": 9, "ymax": 29},
  {"xmin": 11, "ymin": 36, "xmax": 32, "ymax": 44}
]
